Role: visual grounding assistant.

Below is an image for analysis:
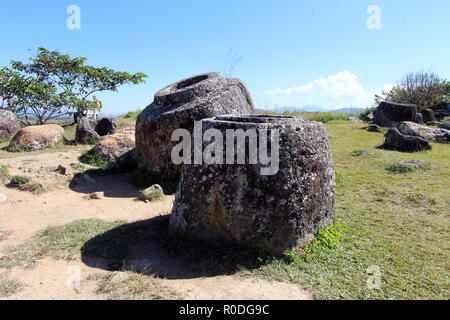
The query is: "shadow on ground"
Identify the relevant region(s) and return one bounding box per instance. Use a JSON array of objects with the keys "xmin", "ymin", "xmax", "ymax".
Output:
[
  {"xmin": 81, "ymin": 215, "xmax": 272, "ymax": 280},
  {"xmin": 69, "ymin": 169, "xmax": 141, "ymax": 198}
]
